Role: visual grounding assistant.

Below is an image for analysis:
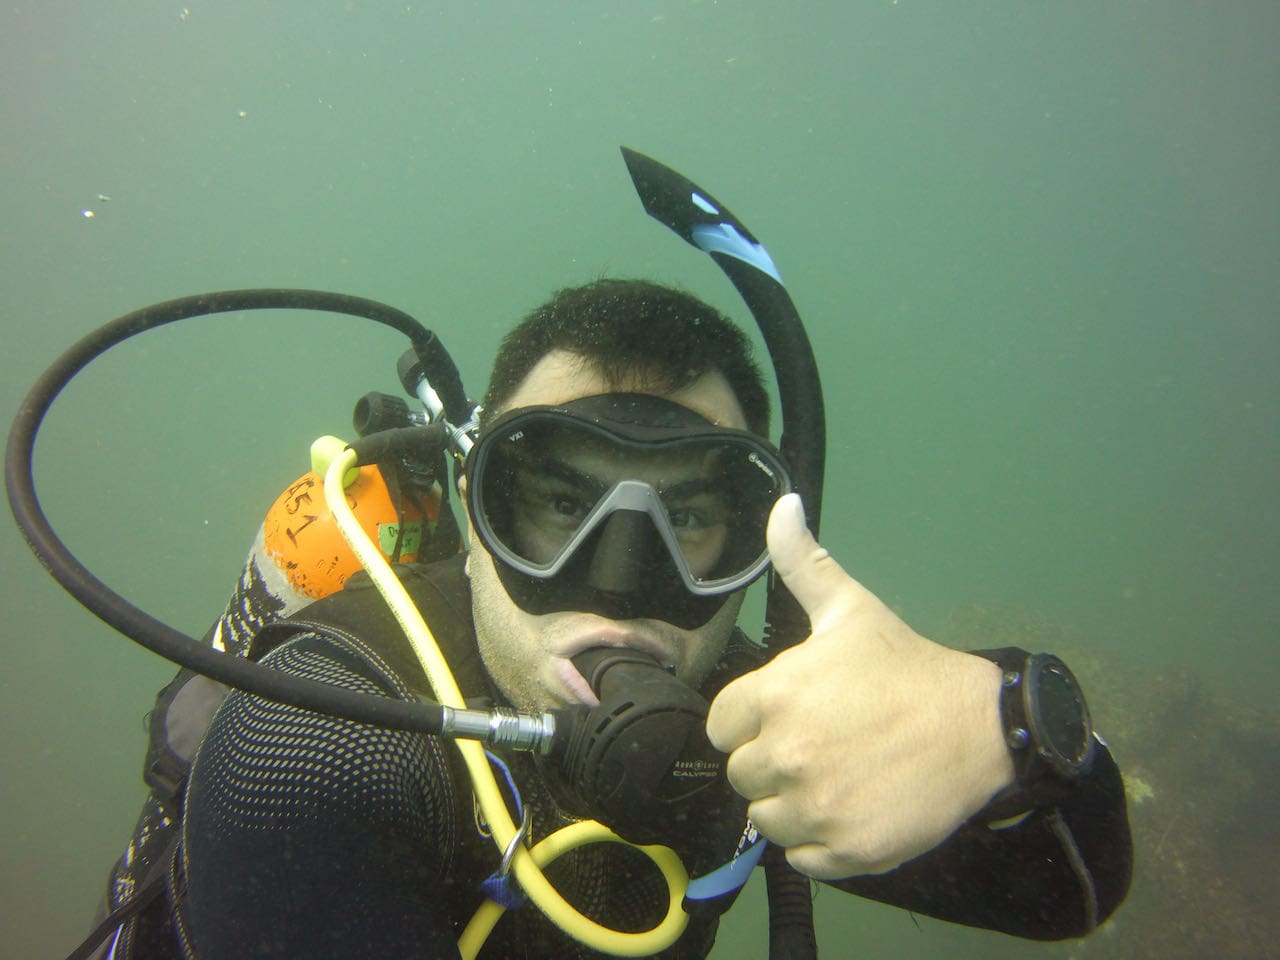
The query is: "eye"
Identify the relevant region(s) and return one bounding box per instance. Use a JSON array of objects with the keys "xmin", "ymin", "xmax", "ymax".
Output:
[
  {"xmin": 551, "ymin": 494, "xmax": 588, "ymax": 518},
  {"xmin": 668, "ymin": 508, "xmax": 705, "ymax": 530},
  {"xmin": 667, "ymin": 492, "xmax": 730, "ymax": 533},
  {"xmin": 515, "ymin": 475, "xmax": 594, "ymax": 530}
]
